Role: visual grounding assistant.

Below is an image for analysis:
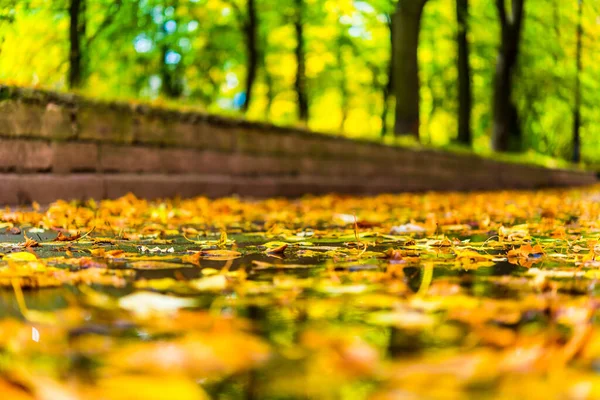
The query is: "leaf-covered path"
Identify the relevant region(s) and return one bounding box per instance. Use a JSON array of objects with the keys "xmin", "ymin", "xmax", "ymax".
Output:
[{"xmin": 1, "ymin": 186, "xmax": 600, "ymax": 399}]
